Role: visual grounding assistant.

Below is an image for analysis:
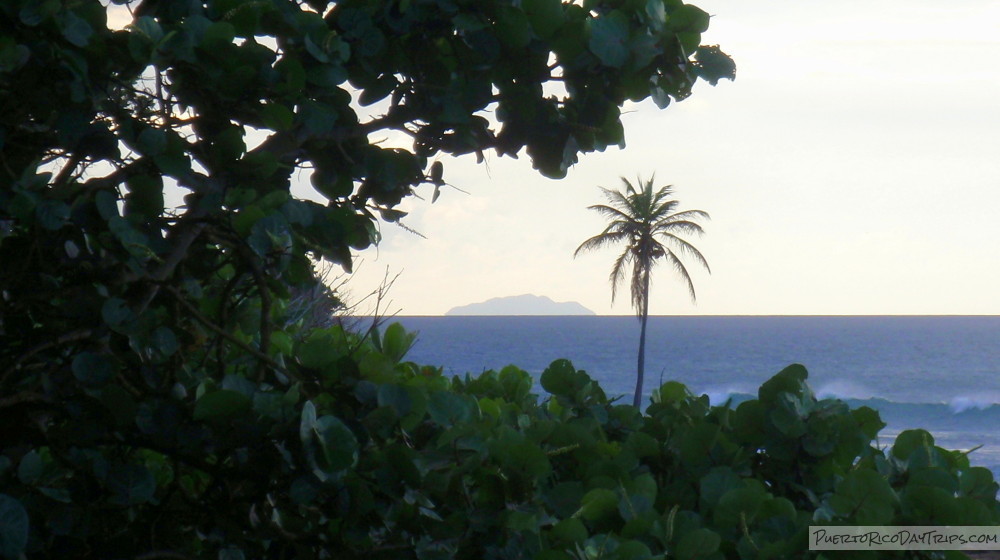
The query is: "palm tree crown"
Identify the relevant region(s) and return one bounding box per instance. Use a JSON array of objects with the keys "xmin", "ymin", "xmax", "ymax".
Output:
[
  {"xmin": 575, "ymin": 176, "xmax": 710, "ymax": 408},
  {"xmin": 575, "ymin": 176, "xmax": 711, "ymax": 314}
]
